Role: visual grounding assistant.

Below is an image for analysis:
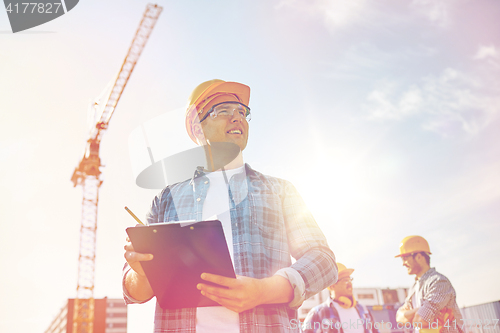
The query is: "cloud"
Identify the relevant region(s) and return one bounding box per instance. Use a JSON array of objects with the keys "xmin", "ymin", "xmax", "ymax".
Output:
[
  {"xmin": 366, "ymin": 82, "xmax": 423, "ymax": 120},
  {"xmin": 364, "ymin": 59, "xmax": 500, "ymax": 137},
  {"xmin": 317, "ymin": 0, "xmax": 370, "ymax": 28},
  {"xmin": 410, "ymin": 0, "xmax": 458, "ymax": 28},
  {"xmin": 474, "ymin": 45, "xmax": 498, "ymax": 60},
  {"xmin": 275, "ymin": 0, "xmax": 467, "ymax": 35},
  {"xmin": 474, "ymin": 45, "xmax": 500, "ymax": 70},
  {"xmin": 276, "ymin": 0, "xmax": 371, "ymax": 30}
]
